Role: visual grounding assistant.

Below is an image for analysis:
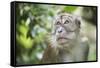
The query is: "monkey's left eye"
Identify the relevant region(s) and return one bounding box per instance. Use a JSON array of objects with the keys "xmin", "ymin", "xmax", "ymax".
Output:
[{"xmin": 64, "ymin": 20, "xmax": 69, "ymax": 24}]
